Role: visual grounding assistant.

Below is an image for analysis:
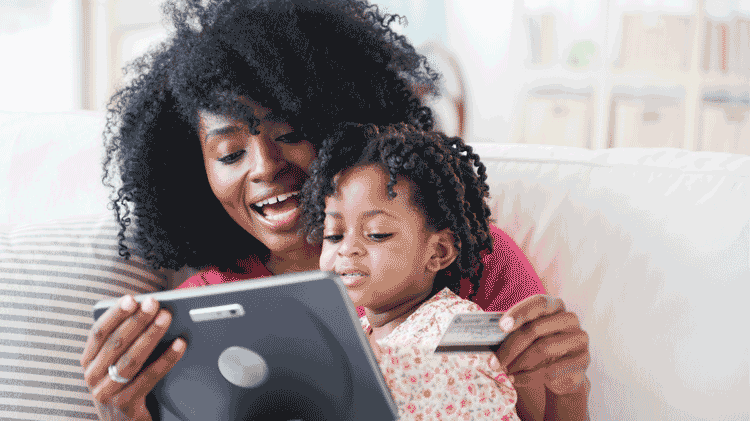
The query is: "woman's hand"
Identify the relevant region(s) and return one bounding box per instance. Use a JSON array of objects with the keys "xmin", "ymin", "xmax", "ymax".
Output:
[
  {"xmin": 492, "ymin": 295, "xmax": 590, "ymax": 421},
  {"xmin": 81, "ymin": 295, "xmax": 186, "ymax": 420}
]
